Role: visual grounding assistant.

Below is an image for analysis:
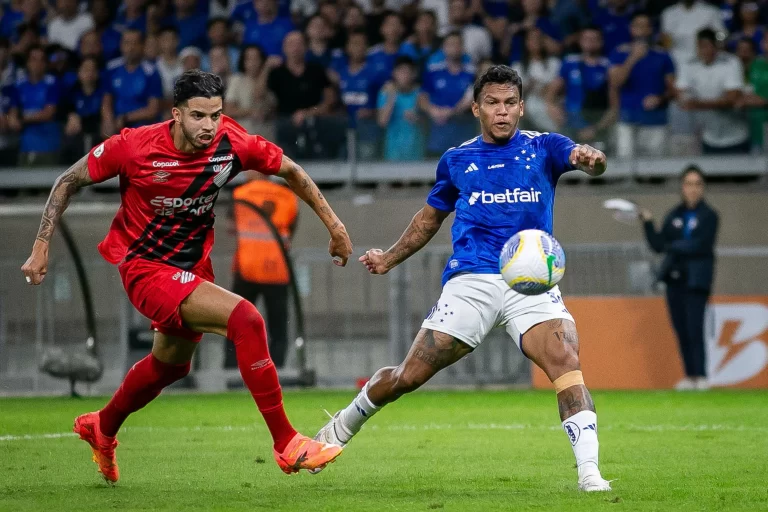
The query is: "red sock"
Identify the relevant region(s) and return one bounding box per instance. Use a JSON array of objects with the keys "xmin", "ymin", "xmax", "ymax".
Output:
[
  {"xmin": 227, "ymin": 300, "xmax": 297, "ymax": 452},
  {"xmin": 99, "ymin": 354, "xmax": 190, "ymax": 437}
]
